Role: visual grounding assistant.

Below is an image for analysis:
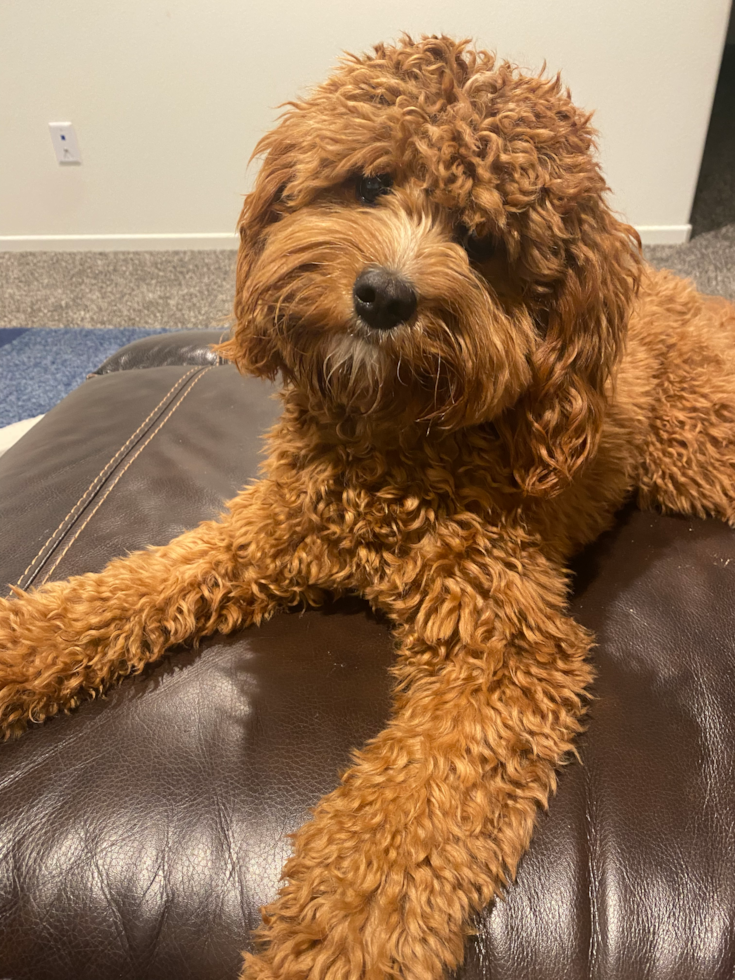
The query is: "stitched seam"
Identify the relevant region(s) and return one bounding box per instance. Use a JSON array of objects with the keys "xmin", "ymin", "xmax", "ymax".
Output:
[
  {"xmin": 38, "ymin": 367, "xmax": 213, "ymax": 585},
  {"xmin": 17, "ymin": 368, "xmax": 200, "ymax": 588},
  {"xmin": 19, "ymin": 367, "xmax": 199, "ymax": 585}
]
